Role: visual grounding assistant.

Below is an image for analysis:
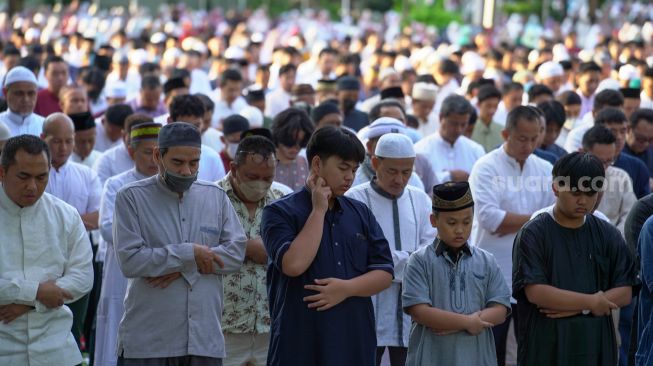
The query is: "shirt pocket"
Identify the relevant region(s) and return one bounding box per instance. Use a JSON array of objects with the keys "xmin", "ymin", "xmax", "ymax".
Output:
[
  {"xmin": 199, "ymin": 224, "xmax": 222, "ymax": 247},
  {"xmin": 345, "ymin": 233, "xmax": 369, "ymax": 276},
  {"xmin": 465, "ymin": 269, "xmax": 488, "ymax": 312}
]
